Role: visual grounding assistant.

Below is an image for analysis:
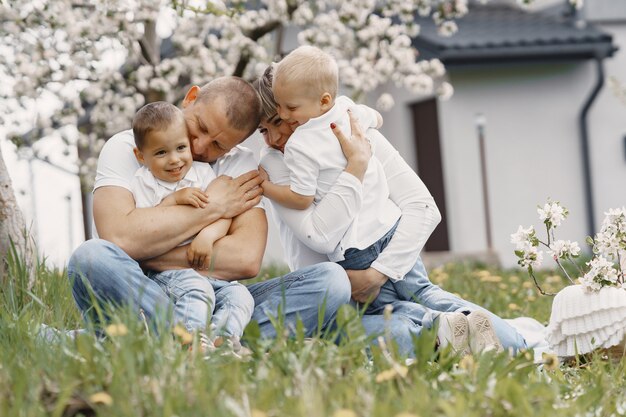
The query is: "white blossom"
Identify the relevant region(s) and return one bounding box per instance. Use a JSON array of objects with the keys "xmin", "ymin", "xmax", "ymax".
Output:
[
  {"xmin": 537, "ymin": 201, "xmax": 568, "ymax": 228},
  {"xmin": 548, "ymin": 240, "xmax": 581, "ymax": 259},
  {"xmin": 569, "ymin": 0, "xmax": 584, "ymax": 10},
  {"xmin": 438, "ymin": 21, "xmax": 458, "ymax": 37},
  {"xmin": 2, "ymin": 0, "xmax": 476, "ymax": 193},
  {"xmin": 518, "ymin": 246, "xmax": 543, "ymax": 269},
  {"xmin": 510, "ymin": 225, "xmax": 536, "ymax": 250},
  {"xmin": 376, "ymin": 93, "xmax": 395, "ymax": 112}
]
